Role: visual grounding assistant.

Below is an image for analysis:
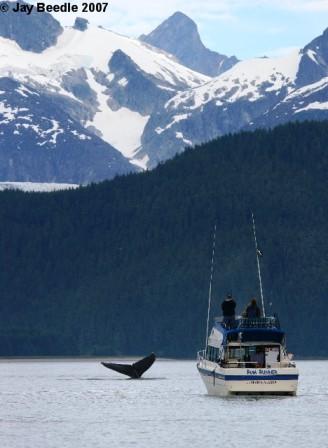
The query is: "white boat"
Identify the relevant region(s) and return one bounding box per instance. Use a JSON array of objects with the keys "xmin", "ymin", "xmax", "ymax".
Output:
[
  {"xmin": 197, "ymin": 315, "xmax": 299, "ymax": 396},
  {"xmin": 197, "ymin": 214, "xmax": 299, "ymax": 396}
]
